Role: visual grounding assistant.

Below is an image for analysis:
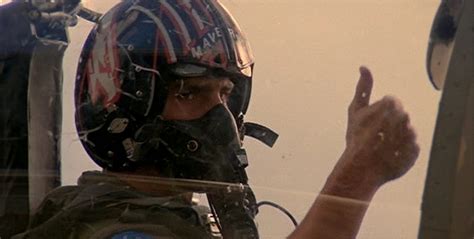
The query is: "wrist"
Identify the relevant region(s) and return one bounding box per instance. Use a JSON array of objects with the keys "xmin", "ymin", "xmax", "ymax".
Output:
[{"xmin": 321, "ymin": 150, "xmax": 382, "ymax": 201}]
